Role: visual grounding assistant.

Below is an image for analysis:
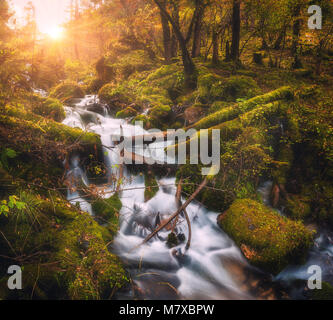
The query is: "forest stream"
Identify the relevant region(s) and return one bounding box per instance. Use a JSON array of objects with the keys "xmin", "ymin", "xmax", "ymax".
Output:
[{"xmin": 63, "ymin": 95, "xmax": 333, "ymax": 300}]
